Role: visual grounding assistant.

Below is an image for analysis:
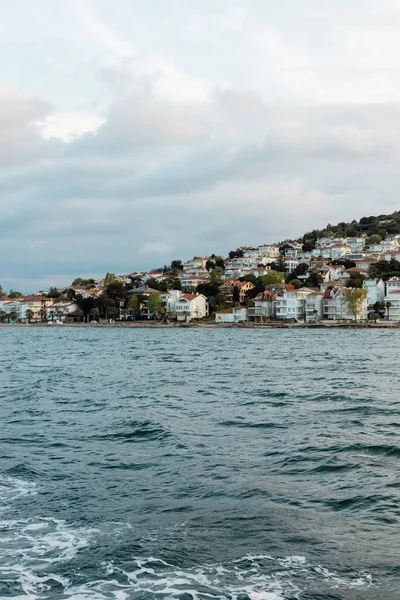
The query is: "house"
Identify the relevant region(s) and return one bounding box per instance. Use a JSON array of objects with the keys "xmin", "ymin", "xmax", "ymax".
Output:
[
  {"xmin": 384, "ymin": 277, "xmax": 400, "ymax": 321},
  {"xmin": 305, "ymin": 292, "xmax": 324, "ymax": 321},
  {"xmin": 215, "ymin": 306, "xmax": 248, "ymax": 323},
  {"xmin": 247, "ymin": 291, "xmax": 277, "ymax": 322},
  {"xmin": 182, "ymin": 257, "xmax": 208, "ymax": 276},
  {"xmin": 127, "ymin": 285, "xmax": 161, "ymax": 319},
  {"xmin": 46, "ymin": 302, "xmax": 78, "ymax": 322},
  {"xmin": 218, "ymin": 279, "xmax": 255, "ymax": 304},
  {"xmin": 160, "ymin": 290, "xmax": 182, "ymax": 314},
  {"xmin": 354, "ymin": 257, "xmax": 379, "ymax": 271},
  {"xmin": 363, "ymin": 279, "xmax": 385, "ymax": 307},
  {"xmin": 283, "ymin": 258, "xmax": 299, "ymax": 273},
  {"xmin": 180, "ymin": 275, "xmax": 210, "ymax": 291},
  {"xmin": 322, "ymin": 288, "xmax": 368, "ymax": 321},
  {"xmin": 175, "ymin": 293, "xmax": 209, "ymax": 321},
  {"xmin": 0, "ymin": 299, "xmax": 23, "ymax": 321},
  {"xmin": 275, "ymin": 288, "xmax": 313, "ymax": 321},
  {"xmin": 20, "ymin": 296, "xmax": 56, "ymax": 322}
]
